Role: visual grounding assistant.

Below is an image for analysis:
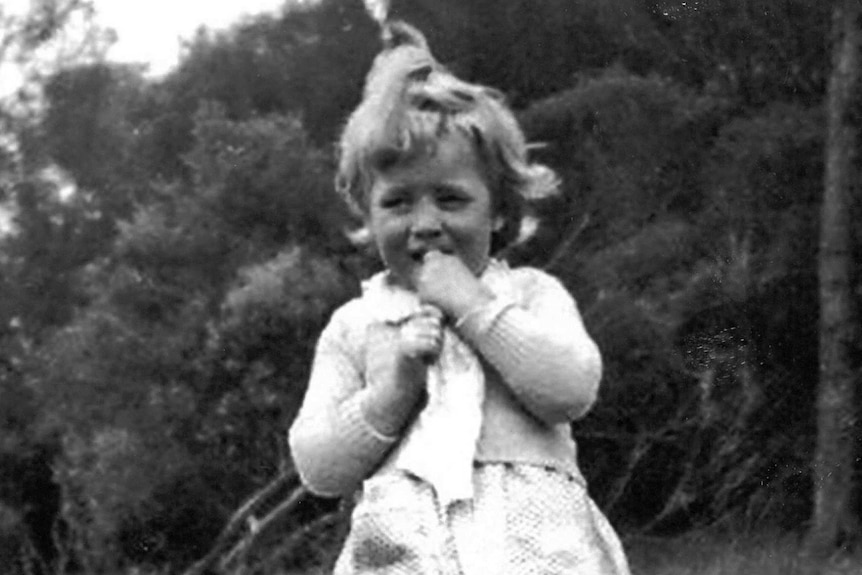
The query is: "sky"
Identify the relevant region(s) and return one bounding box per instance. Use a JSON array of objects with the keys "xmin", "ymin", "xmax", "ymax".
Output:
[
  {"xmin": 96, "ymin": 0, "xmax": 289, "ymax": 75},
  {"xmin": 1, "ymin": 0, "xmax": 293, "ymax": 79}
]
